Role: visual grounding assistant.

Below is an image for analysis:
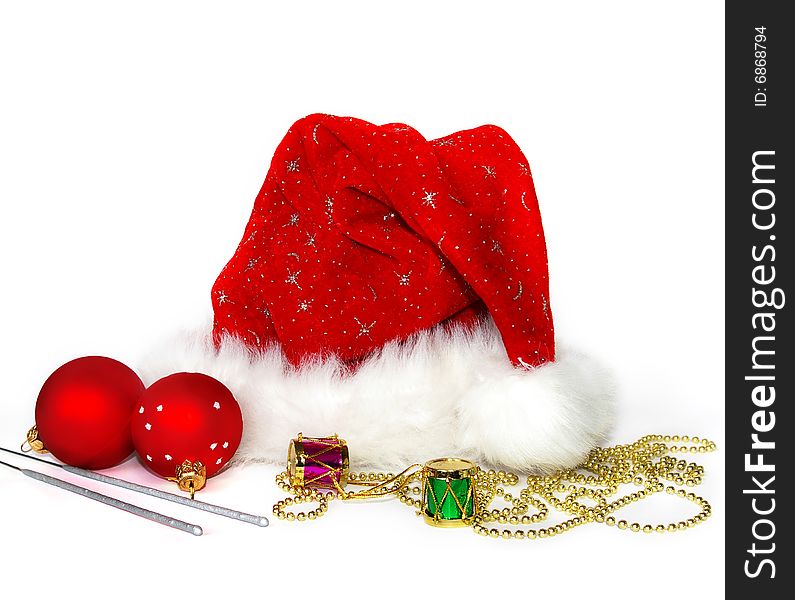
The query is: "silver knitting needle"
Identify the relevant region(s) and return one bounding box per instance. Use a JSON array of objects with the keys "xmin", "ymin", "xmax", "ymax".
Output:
[
  {"xmin": 2, "ymin": 447, "xmax": 268, "ymax": 527},
  {"xmin": 0, "ymin": 458, "xmax": 203, "ymax": 536}
]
